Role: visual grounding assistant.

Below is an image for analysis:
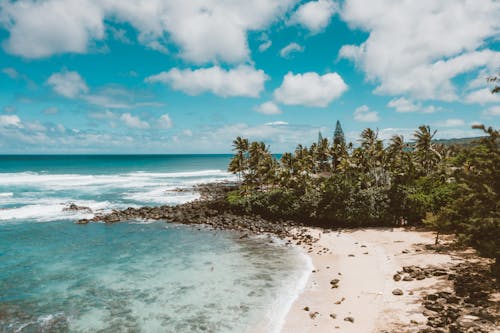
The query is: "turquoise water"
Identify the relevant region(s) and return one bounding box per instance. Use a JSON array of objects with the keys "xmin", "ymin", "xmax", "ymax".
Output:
[{"xmin": 0, "ymin": 155, "xmax": 311, "ymax": 333}]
